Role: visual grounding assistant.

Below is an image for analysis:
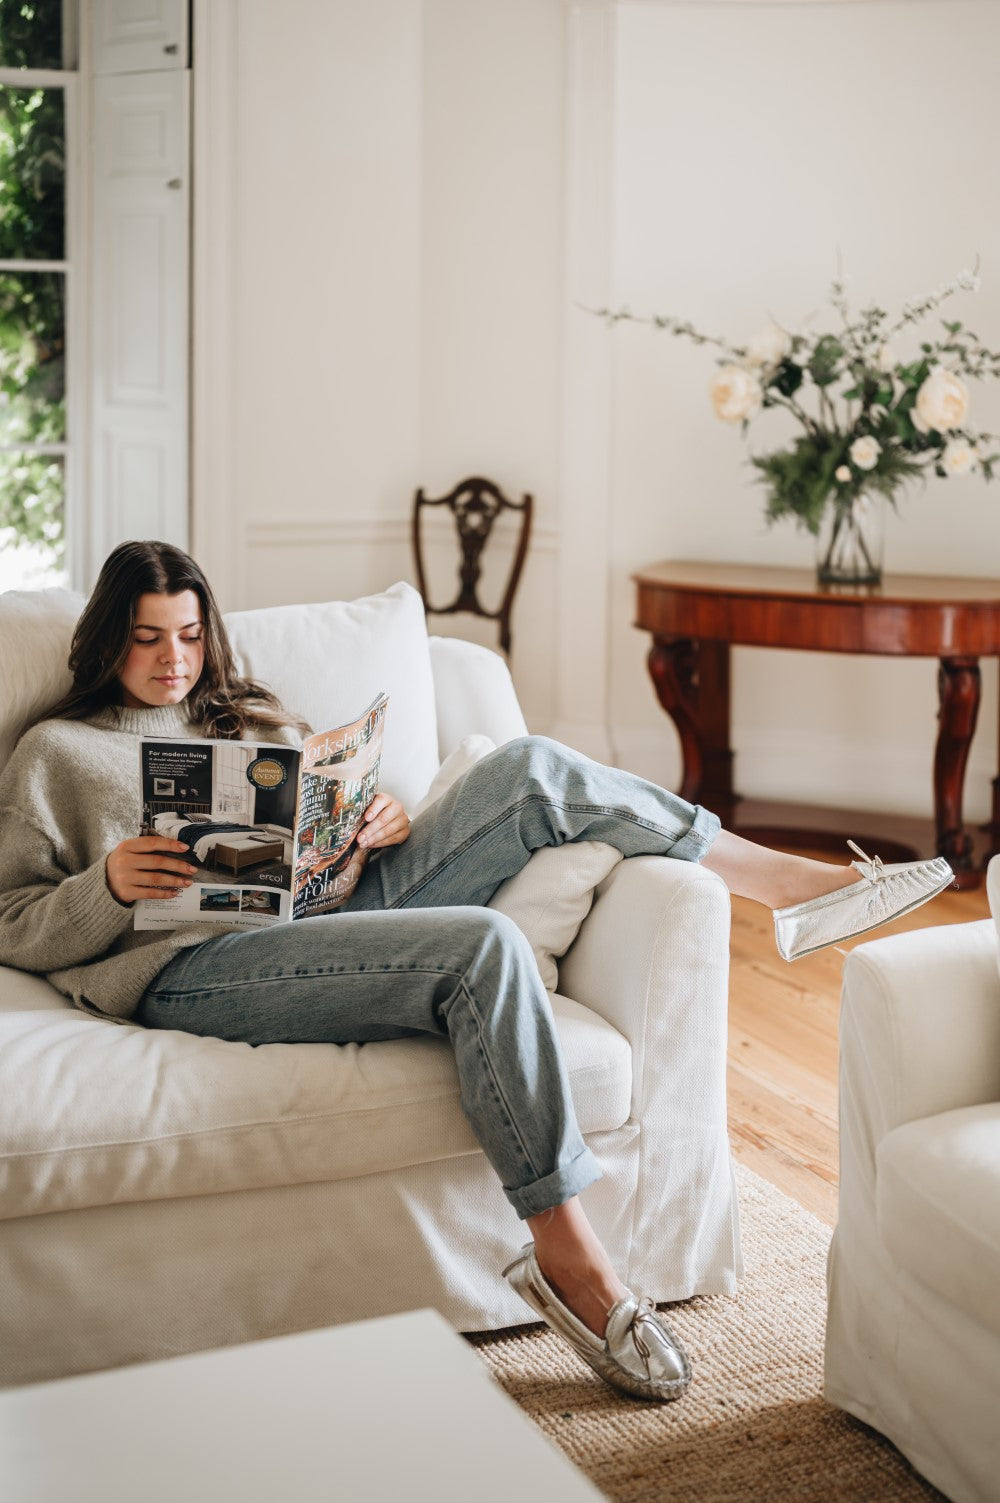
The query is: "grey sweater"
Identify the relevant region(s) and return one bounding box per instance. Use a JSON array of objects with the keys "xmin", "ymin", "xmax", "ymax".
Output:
[{"xmin": 0, "ymin": 702, "xmax": 300, "ymax": 1022}]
